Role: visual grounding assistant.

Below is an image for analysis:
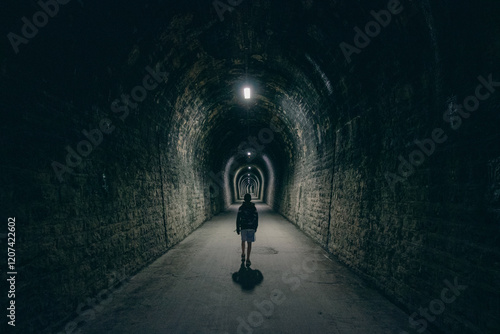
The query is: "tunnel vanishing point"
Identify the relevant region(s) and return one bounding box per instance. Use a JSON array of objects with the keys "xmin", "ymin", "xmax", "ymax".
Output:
[{"xmin": 1, "ymin": 0, "xmax": 500, "ymax": 333}]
